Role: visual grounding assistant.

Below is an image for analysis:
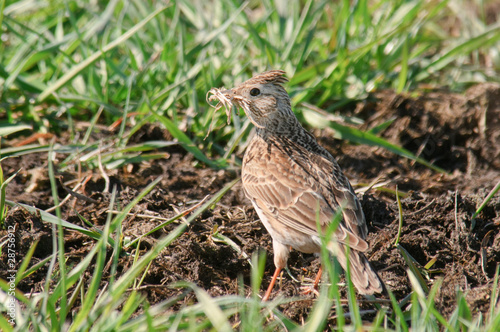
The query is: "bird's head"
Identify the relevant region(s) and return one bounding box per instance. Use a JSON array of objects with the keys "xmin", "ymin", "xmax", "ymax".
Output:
[{"xmin": 208, "ymin": 70, "xmax": 295, "ymax": 130}]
